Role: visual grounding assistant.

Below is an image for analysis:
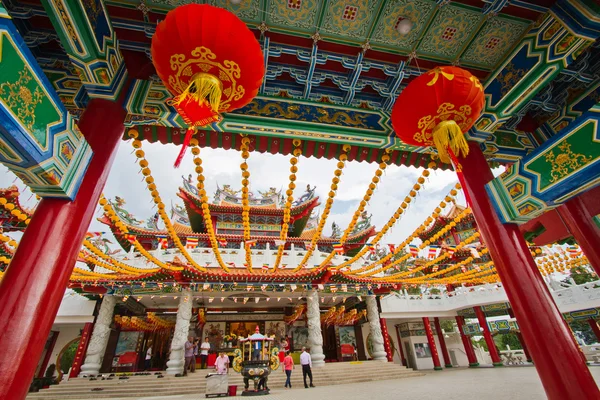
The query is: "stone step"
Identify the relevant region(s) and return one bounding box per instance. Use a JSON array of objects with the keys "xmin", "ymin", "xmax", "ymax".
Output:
[
  {"xmin": 32, "ymin": 371, "xmax": 420, "ymax": 394},
  {"xmin": 28, "ymin": 372, "xmax": 424, "ymax": 400},
  {"xmin": 37, "ymin": 369, "xmax": 419, "ymax": 391}
]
